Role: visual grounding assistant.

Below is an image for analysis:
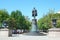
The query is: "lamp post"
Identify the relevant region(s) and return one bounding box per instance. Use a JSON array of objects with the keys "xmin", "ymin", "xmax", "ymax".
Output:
[
  {"xmin": 48, "ymin": 18, "xmax": 60, "ymax": 37},
  {"xmin": 3, "ymin": 20, "xmax": 8, "ymax": 28},
  {"xmin": 52, "ymin": 18, "xmax": 57, "ymax": 28}
]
